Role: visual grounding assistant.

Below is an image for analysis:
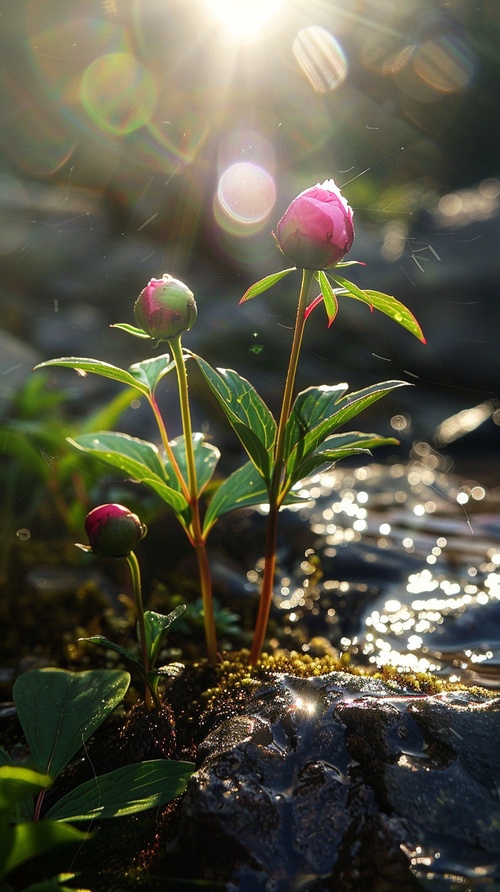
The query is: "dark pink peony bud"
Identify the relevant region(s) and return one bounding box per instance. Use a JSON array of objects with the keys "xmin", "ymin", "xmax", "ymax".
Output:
[
  {"xmin": 84, "ymin": 504, "xmax": 146, "ymax": 558},
  {"xmin": 275, "ymin": 179, "xmax": 354, "ymax": 270},
  {"xmin": 134, "ymin": 274, "xmax": 197, "ymax": 341}
]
